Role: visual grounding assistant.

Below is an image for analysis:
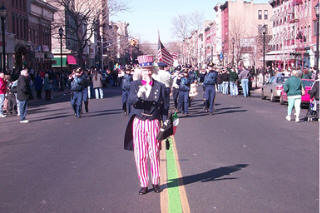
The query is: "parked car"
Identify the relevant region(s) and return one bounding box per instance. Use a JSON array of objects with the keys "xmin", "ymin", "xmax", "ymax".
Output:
[
  {"xmin": 279, "ymin": 79, "xmax": 315, "ymax": 105},
  {"xmin": 261, "ymin": 76, "xmax": 289, "ymax": 101}
]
